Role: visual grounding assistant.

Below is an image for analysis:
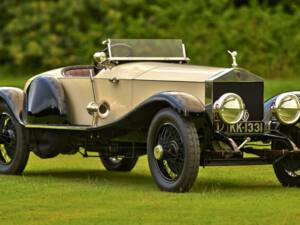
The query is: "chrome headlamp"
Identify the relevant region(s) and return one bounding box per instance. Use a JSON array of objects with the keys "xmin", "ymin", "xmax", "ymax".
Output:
[
  {"xmin": 272, "ymin": 93, "xmax": 300, "ymax": 125},
  {"xmin": 214, "ymin": 93, "xmax": 245, "ymax": 124}
]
